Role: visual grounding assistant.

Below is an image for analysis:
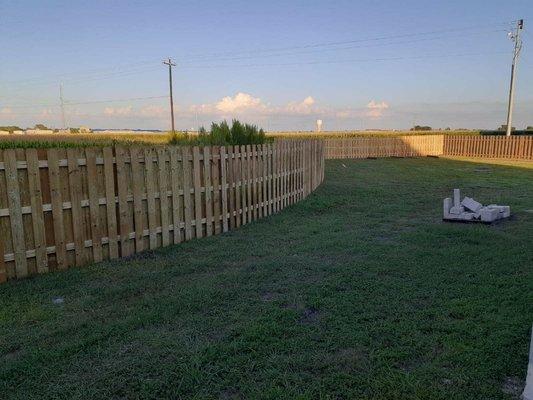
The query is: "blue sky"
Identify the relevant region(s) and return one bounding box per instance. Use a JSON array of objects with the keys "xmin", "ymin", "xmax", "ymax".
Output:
[{"xmin": 1, "ymin": 0, "xmax": 531, "ymax": 131}]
